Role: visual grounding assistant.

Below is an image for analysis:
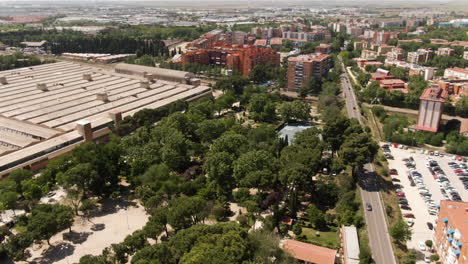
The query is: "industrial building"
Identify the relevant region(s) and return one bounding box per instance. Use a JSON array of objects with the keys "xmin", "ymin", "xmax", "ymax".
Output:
[{"xmin": 0, "ymin": 62, "xmax": 211, "ymax": 177}]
